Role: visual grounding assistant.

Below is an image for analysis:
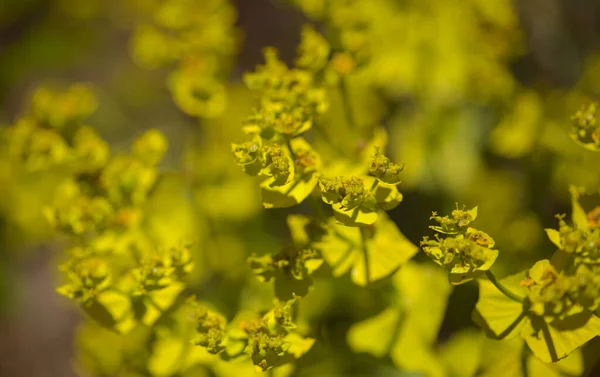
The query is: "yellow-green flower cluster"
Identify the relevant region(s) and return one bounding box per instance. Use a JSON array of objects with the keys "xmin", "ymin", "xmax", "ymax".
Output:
[
  {"xmin": 570, "ymin": 102, "xmax": 600, "ymax": 151},
  {"xmin": 548, "ymin": 214, "xmax": 600, "ymax": 268},
  {"xmin": 243, "ymin": 47, "xmax": 328, "ymax": 139},
  {"xmin": 523, "ymin": 261, "xmax": 600, "ymax": 320},
  {"xmin": 421, "ymin": 205, "xmax": 499, "ymax": 284},
  {"xmin": 130, "ymin": 0, "xmax": 239, "ymax": 118},
  {"xmin": 56, "ymin": 255, "xmax": 110, "ymax": 304},
  {"xmin": 192, "ymin": 304, "xmax": 228, "ymax": 354},
  {"xmin": 241, "ymin": 317, "xmax": 287, "ymax": 371},
  {"xmin": 369, "ymin": 147, "xmax": 404, "ymax": 184},
  {"xmin": 1, "ymin": 84, "xmax": 98, "ymax": 172},
  {"xmin": 232, "ymin": 34, "xmax": 333, "ymax": 209}
]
